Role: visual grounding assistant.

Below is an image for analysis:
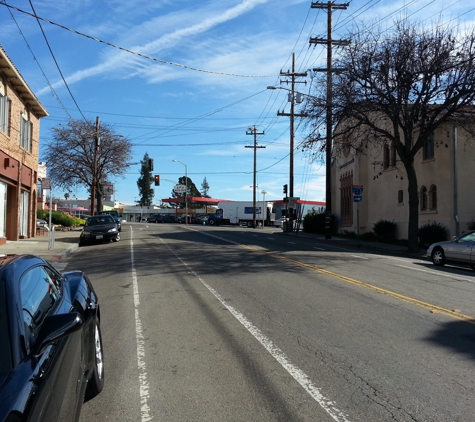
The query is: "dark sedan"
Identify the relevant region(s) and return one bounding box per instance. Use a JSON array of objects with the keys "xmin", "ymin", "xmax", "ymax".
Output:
[
  {"xmin": 427, "ymin": 231, "xmax": 475, "ymax": 270},
  {"xmin": 79, "ymin": 215, "xmax": 120, "ymax": 246},
  {"xmin": 0, "ymin": 254, "xmax": 104, "ymax": 422}
]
